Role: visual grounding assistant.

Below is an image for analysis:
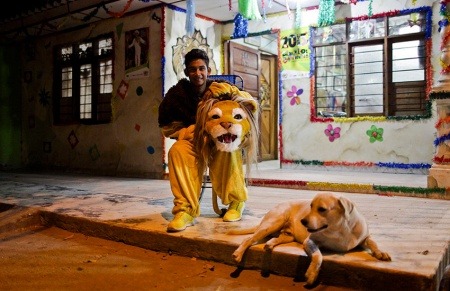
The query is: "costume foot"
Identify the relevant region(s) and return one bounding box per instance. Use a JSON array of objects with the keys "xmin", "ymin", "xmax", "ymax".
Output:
[
  {"xmin": 167, "ymin": 212, "xmax": 194, "ymax": 232},
  {"xmin": 223, "ymin": 201, "xmax": 245, "ymax": 222}
]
